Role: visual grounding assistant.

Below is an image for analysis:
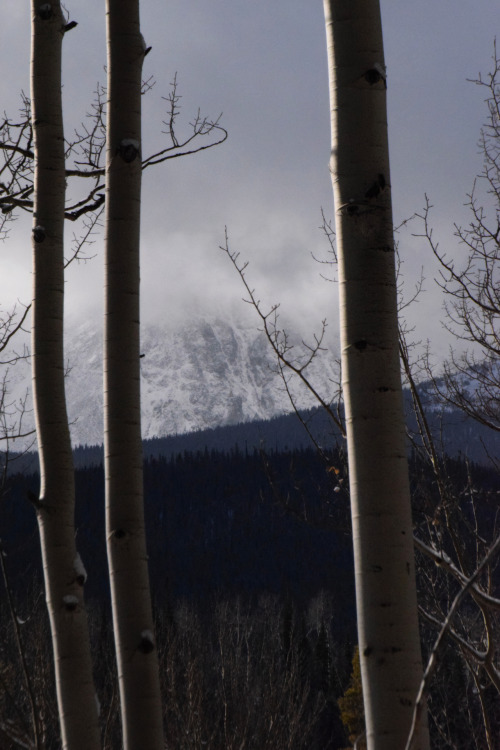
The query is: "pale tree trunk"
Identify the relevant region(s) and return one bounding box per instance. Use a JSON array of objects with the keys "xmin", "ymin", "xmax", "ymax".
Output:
[
  {"xmin": 30, "ymin": 2, "xmax": 101, "ymax": 748},
  {"xmin": 323, "ymin": 2, "xmax": 429, "ymax": 749},
  {"xmin": 104, "ymin": 1, "xmax": 164, "ymax": 747}
]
